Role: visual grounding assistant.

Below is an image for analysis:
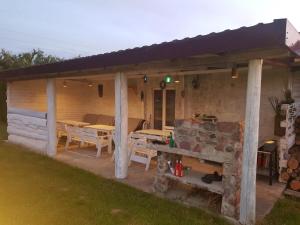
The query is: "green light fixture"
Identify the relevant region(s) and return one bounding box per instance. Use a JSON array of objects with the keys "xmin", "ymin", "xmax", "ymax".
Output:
[{"xmin": 164, "ymin": 75, "xmax": 173, "ymax": 83}]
